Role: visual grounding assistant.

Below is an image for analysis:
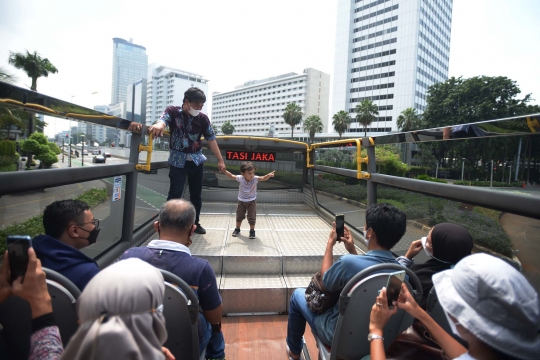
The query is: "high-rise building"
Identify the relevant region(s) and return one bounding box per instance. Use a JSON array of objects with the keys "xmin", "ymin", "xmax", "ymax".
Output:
[
  {"xmin": 332, "ymin": 0, "xmax": 452, "ymax": 134},
  {"xmin": 145, "ymin": 64, "xmax": 209, "ymax": 125},
  {"xmin": 212, "ymin": 68, "xmax": 330, "ymax": 137},
  {"xmin": 111, "ymin": 38, "xmax": 148, "ymax": 105},
  {"xmin": 126, "ymin": 78, "xmax": 147, "ymax": 125}
]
